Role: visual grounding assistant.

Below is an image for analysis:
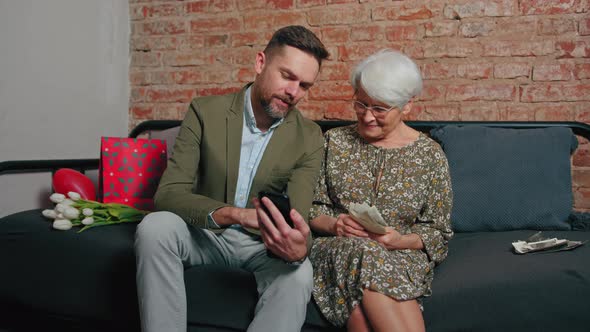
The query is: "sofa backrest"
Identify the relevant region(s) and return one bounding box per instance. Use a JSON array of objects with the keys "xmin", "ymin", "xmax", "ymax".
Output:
[
  {"xmin": 149, "ymin": 126, "xmax": 180, "ymax": 158},
  {"xmin": 142, "ymin": 120, "xmax": 590, "ymax": 233}
]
